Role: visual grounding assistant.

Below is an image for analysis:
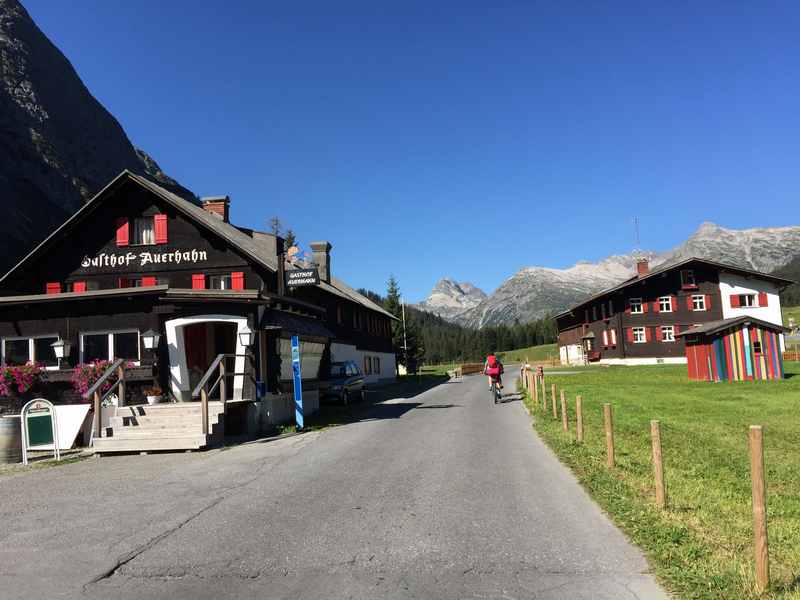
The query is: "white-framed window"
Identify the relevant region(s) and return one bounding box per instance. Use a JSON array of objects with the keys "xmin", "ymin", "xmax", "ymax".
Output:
[
  {"xmin": 681, "ymin": 269, "xmax": 696, "ymax": 287},
  {"xmin": 80, "ymin": 330, "xmax": 140, "ymax": 364},
  {"xmin": 132, "ymin": 217, "xmax": 155, "ymax": 246},
  {"xmin": 610, "ymin": 328, "xmax": 617, "ymax": 346},
  {"xmin": 658, "ymin": 296, "xmax": 672, "ymax": 312},
  {"xmin": 1, "ymin": 335, "xmax": 60, "ymax": 369},
  {"xmin": 602, "ymin": 330, "xmax": 609, "ymax": 346},
  {"xmin": 629, "ymin": 298, "xmax": 643, "ymax": 314},
  {"xmin": 738, "ymin": 294, "xmax": 756, "ymax": 307},
  {"xmin": 209, "ymin": 274, "xmax": 232, "ymax": 290},
  {"xmin": 632, "ymin": 327, "xmax": 646, "ymax": 343},
  {"xmin": 692, "ymin": 294, "xmax": 706, "ymax": 311},
  {"xmin": 661, "ymin": 326, "xmax": 675, "ymax": 342}
]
